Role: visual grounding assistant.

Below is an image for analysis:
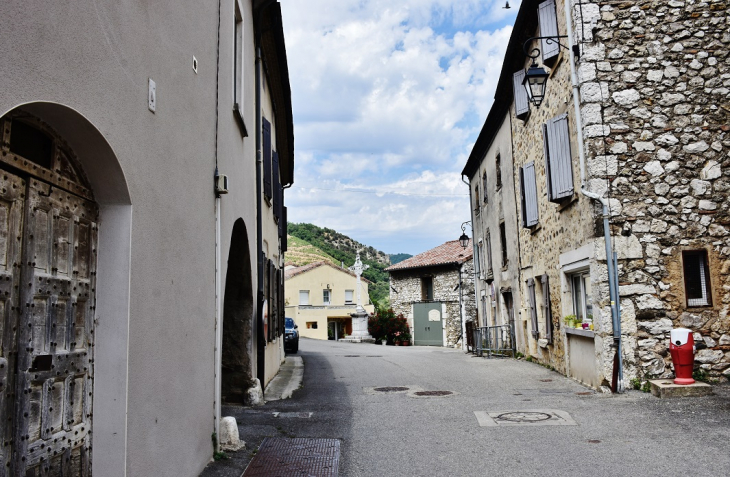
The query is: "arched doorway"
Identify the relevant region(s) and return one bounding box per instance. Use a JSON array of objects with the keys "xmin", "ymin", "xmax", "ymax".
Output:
[
  {"xmin": 0, "ymin": 103, "xmax": 131, "ymax": 476},
  {"xmin": 221, "ymin": 219, "xmax": 256, "ymax": 404}
]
